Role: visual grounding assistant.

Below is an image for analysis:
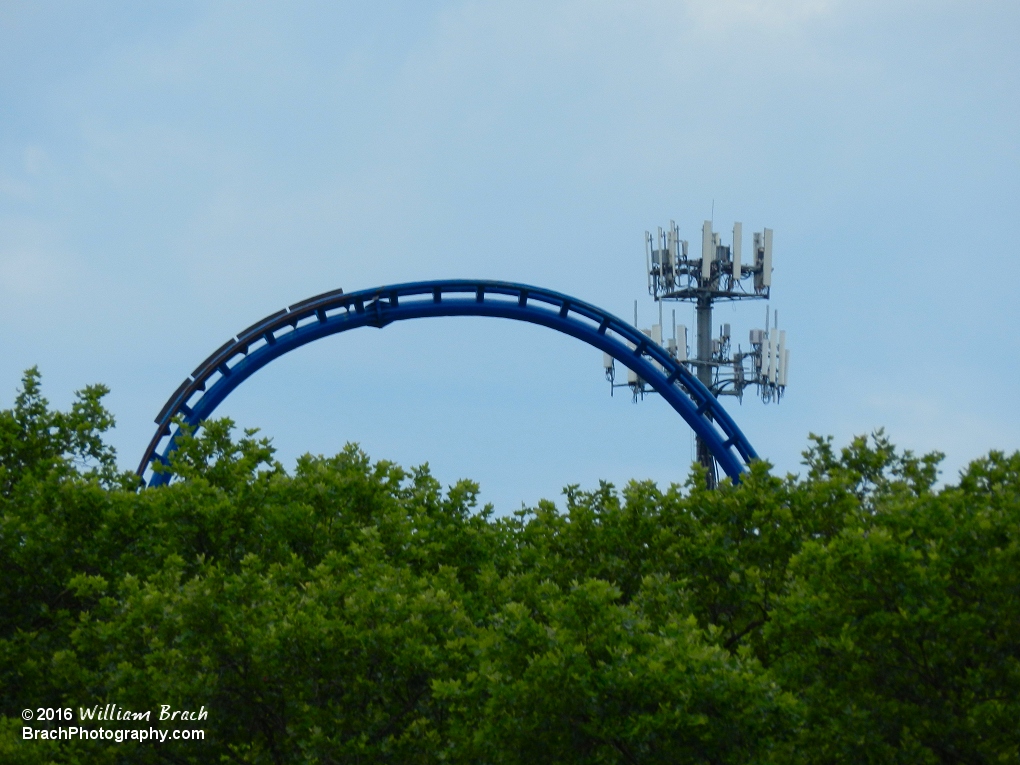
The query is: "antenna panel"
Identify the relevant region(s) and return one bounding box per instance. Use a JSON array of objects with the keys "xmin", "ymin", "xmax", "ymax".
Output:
[
  {"xmin": 627, "ymin": 368, "xmax": 639, "ymax": 385},
  {"xmin": 777, "ymin": 329, "xmax": 786, "ymax": 382},
  {"xmin": 677, "ymin": 324, "xmax": 688, "ymax": 361},
  {"xmin": 767, "ymin": 334, "xmax": 775, "ymax": 383},
  {"xmin": 603, "ymin": 352, "xmax": 614, "ymax": 371},
  {"xmin": 732, "ymin": 222, "xmax": 742, "ymax": 278},
  {"xmin": 767, "ymin": 331, "xmax": 777, "ymax": 384},
  {"xmin": 701, "ymin": 221, "xmax": 713, "ymax": 281},
  {"xmin": 762, "ymin": 228, "xmax": 773, "ymax": 287},
  {"xmin": 752, "ymin": 232, "xmax": 763, "ymax": 289},
  {"xmin": 651, "ymin": 324, "xmax": 662, "ymax": 345},
  {"xmin": 645, "ymin": 233, "xmax": 653, "ymax": 291},
  {"xmin": 780, "ymin": 349, "xmax": 790, "ymax": 386}
]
